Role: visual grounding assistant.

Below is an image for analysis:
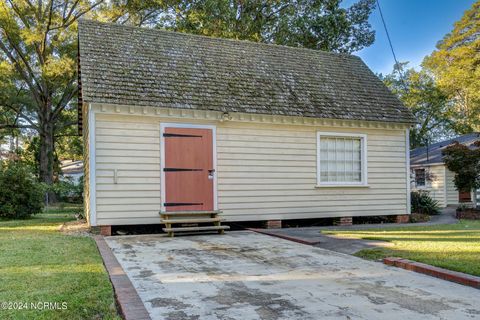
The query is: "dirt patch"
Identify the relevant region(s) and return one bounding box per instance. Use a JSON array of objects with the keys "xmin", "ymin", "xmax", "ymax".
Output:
[
  {"xmin": 410, "ymin": 213, "xmax": 431, "ymax": 223},
  {"xmin": 59, "ymin": 219, "xmax": 91, "ymax": 237}
]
